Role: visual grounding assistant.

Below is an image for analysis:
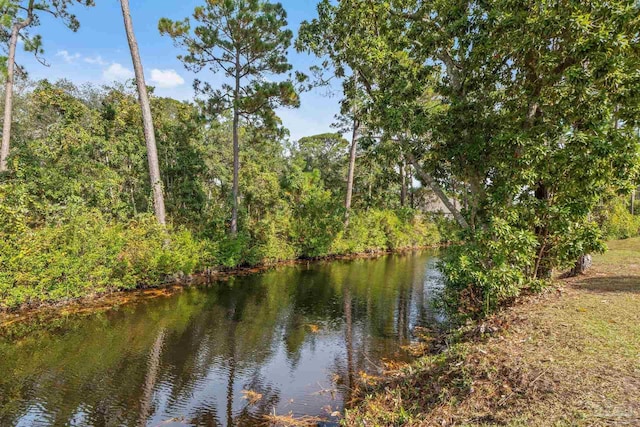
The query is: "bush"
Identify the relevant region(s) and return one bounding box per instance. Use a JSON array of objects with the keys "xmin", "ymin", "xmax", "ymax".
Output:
[
  {"xmin": 247, "ymin": 212, "xmax": 297, "ymax": 265},
  {"xmin": 1, "ymin": 161, "xmax": 444, "ymax": 310},
  {"xmin": 0, "ymin": 209, "xmax": 207, "ymax": 310},
  {"xmin": 114, "ymin": 216, "xmax": 206, "ymax": 285},
  {"xmin": 215, "ymin": 233, "xmax": 252, "ymax": 268},
  {"xmin": 596, "ymin": 196, "xmax": 640, "ymax": 240},
  {"xmin": 331, "ymin": 209, "xmax": 440, "ymax": 255},
  {"xmin": 330, "ymin": 212, "xmax": 388, "ymax": 254},
  {"xmin": 285, "ymin": 169, "xmax": 344, "ymax": 258},
  {"xmin": 430, "ymin": 214, "xmax": 462, "ymax": 243},
  {"xmin": 438, "ymin": 217, "xmax": 541, "ymax": 318}
]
